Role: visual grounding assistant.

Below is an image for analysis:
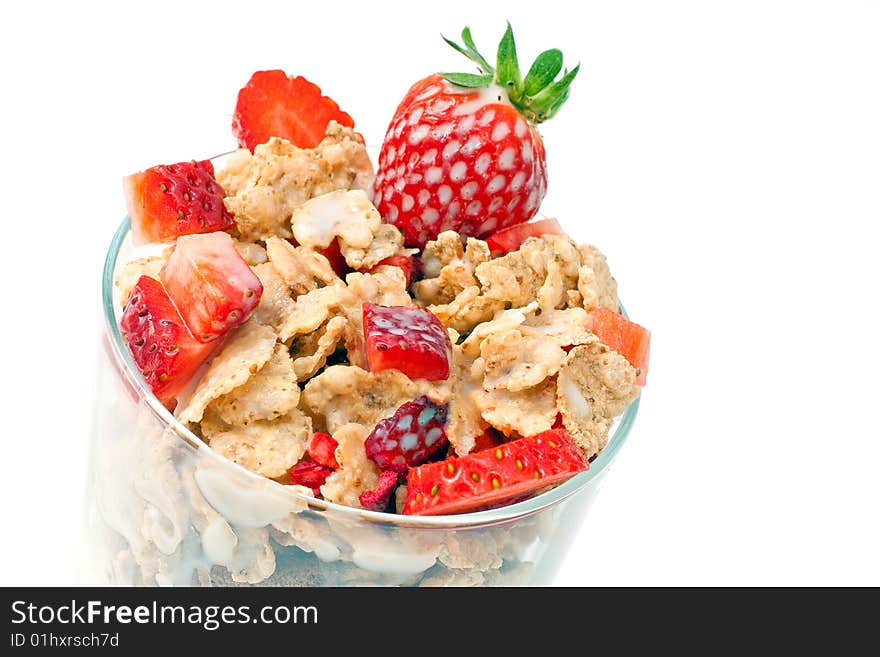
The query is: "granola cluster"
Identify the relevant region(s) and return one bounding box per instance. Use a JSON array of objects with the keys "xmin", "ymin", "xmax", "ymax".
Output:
[{"xmin": 116, "ymin": 122, "xmax": 641, "ymax": 511}]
